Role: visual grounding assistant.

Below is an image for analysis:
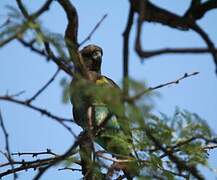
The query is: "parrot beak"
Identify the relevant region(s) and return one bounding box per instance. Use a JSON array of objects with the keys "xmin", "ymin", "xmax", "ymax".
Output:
[{"xmin": 91, "ymin": 50, "xmax": 102, "ymax": 73}]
